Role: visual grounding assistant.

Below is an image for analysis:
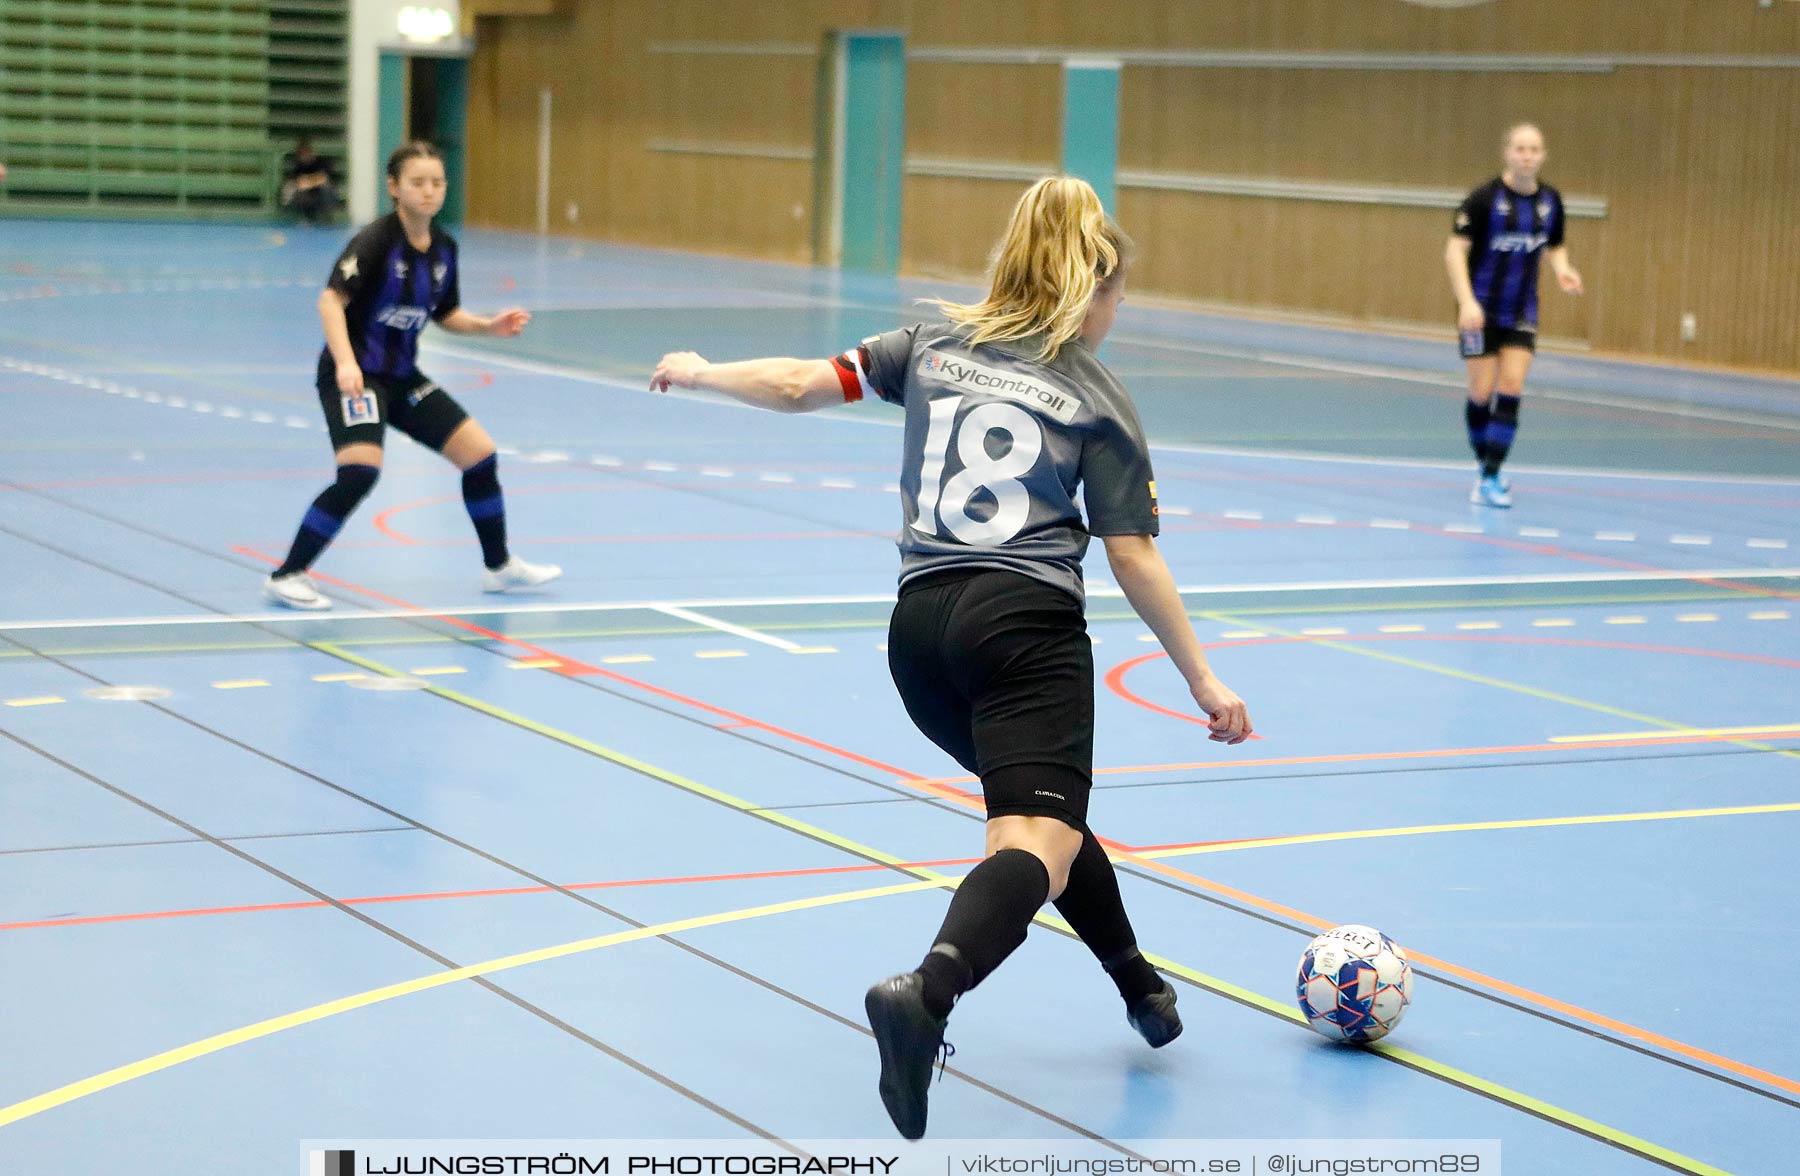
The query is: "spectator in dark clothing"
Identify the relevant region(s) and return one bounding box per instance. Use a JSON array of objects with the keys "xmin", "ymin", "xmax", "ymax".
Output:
[{"xmin": 281, "ymin": 137, "xmax": 341, "ymax": 225}]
